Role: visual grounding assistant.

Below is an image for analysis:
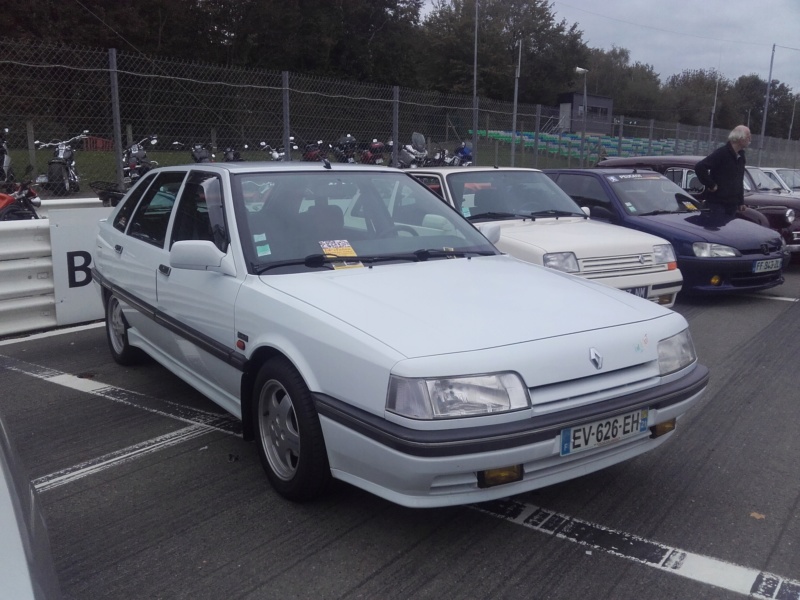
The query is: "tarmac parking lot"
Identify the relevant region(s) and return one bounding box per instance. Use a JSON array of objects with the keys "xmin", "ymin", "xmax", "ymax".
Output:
[{"xmin": 2, "ymin": 264, "xmax": 800, "ymax": 600}]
